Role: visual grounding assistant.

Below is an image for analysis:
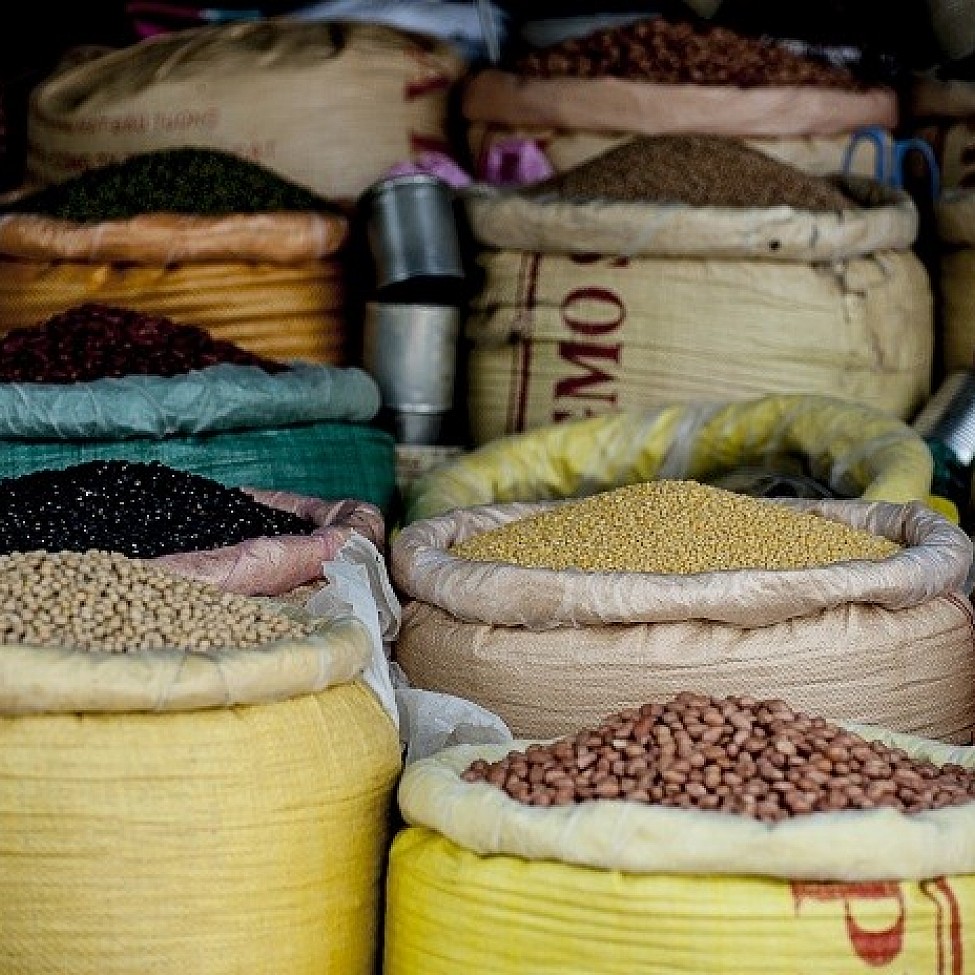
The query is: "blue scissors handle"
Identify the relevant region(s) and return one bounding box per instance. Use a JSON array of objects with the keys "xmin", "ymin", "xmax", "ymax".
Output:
[{"xmin": 842, "ymin": 125, "xmax": 941, "ymax": 199}]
